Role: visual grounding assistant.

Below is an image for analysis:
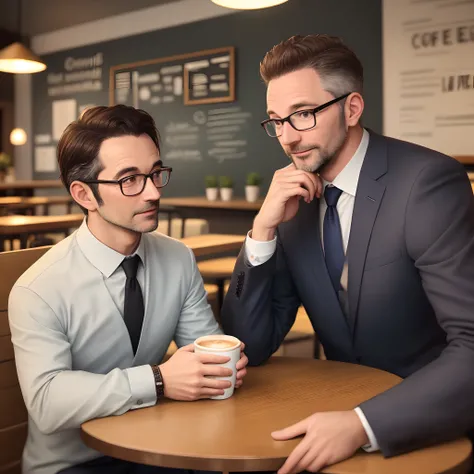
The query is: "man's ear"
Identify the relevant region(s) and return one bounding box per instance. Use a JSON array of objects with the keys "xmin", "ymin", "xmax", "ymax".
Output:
[
  {"xmin": 70, "ymin": 181, "xmax": 99, "ymax": 212},
  {"xmin": 345, "ymin": 92, "xmax": 364, "ymax": 127}
]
